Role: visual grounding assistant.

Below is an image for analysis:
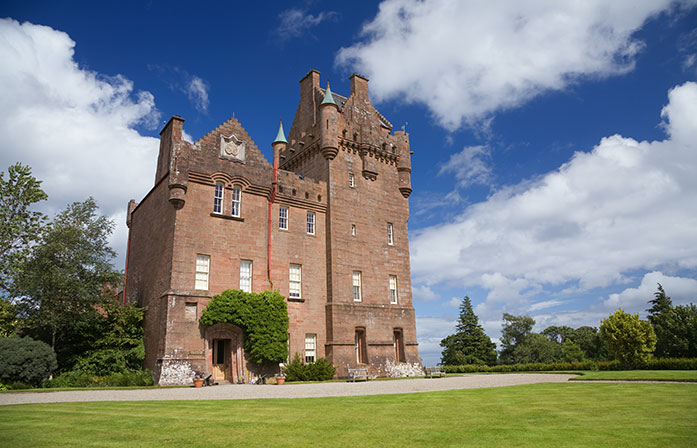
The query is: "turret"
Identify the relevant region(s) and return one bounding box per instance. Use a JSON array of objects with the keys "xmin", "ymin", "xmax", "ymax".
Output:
[
  {"xmin": 395, "ymin": 130, "xmax": 412, "ymax": 198},
  {"xmin": 157, "ymin": 116, "xmax": 189, "ymax": 209},
  {"xmin": 272, "ymin": 120, "xmax": 288, "ymax": 169},
  {"xmin": 319, "ymin": 82, "xmax": 339, "ymax": 160}
]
